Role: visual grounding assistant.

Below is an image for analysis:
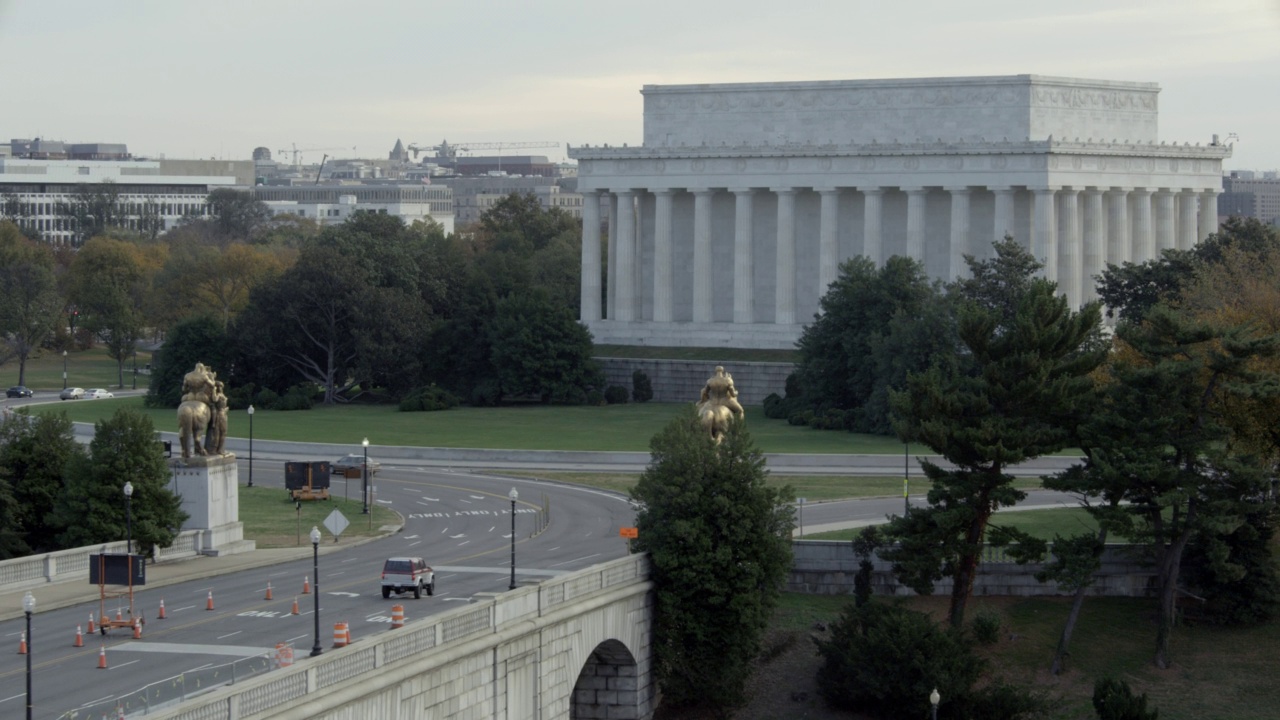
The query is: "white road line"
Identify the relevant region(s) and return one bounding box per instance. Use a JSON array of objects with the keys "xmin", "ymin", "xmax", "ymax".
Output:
[
  {"xmin": 111, "ymin": 660, "xmax": 141, "ymax": 669},
  {"xmin": 329, "ymin": 572, "xmax": 345, "ymax": 577},
  {"xmin": 457, "ymin": 541, "xmax": 470, "ymax": 546},
  {"xmin": 503, "ymin": 533, "xmax": 513, "ymax": 539},
  {"xmin": 459, "ymin": 499, "xmax": 472, "ymax": 504},
  {"xmin": 423, "ymin": 496, "xmax": 439, "ymax": 501},
  {"xmin": 408, "ymin": 541, "xmax": 421, "ymax": 547},
  {"xmin": 0, "ymin": 694, "xmax": 23, "ymax": 704},
  {"xmin": 268, "ymin": 570, "xmax": 291, "ymax": 577},
  {"xmin": 286, "ymin": 634, "xmax": 309, "ymax": 643},
  {"xmin": 550, "ymin": 554, "xmax": 601, "ymax": 568},
  {"xmin": 469, "ymin": 495, "xmax": 485, "ymax": 500},
  {"xmin": 217, "ymin": 631, "xmax": 242, "ymax": 639},
  {"xmin": 449, "ymin": 534, "xmax": 465, "ymax": 539},
  {"xmin": 174, "ymin": 605, "xmax": 196, "ymax": 612},
  {"xmin": 416, "ymin": 500, "xmax": 434, "ymax": 507},
  {"xmin": 549, "ymin": 547, "xmax": 561, "ymax": 551},
  {"xmin": 488, "ymin": 526, "xmax": 495, "ymax": 532},
  {"xmin": 441, "ymin": 527, "xmax": 448, "ymax": 534},
  {"xmin": 340, "ymin": 557, "xmax": 358, "ymax": 564}
]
